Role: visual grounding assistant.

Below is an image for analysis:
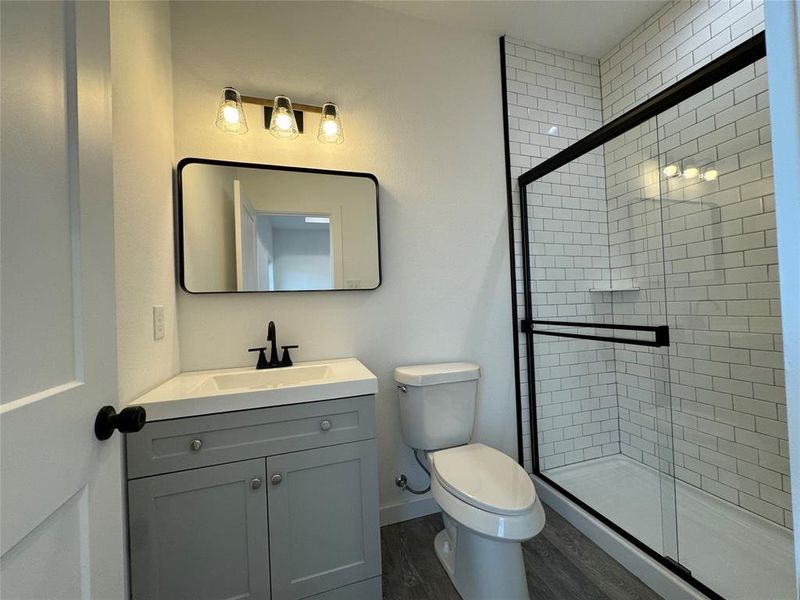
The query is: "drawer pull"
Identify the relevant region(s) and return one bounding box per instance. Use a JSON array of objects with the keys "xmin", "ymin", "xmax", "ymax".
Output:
[
  {"xmin": 250, "ymin": 478, "xmax": 262, "ymax": 490},
  {"xmin": 190, "ymin": 439, "xmax": 203, "ymax": 451},
  {"xmin": 271, "ymin": 473, "xmax": 283, "ymax": 486},
  {"xmin": 320, "ymin": 419, "xmax": 332, "ymax": 431}
]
